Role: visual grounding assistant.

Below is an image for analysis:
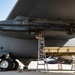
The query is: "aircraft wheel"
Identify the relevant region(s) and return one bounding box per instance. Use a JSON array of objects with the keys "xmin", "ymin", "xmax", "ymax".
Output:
[
  {"xmin": 12, "ymin": 60, "xmax": 19, "ymax": 70},
  {"xmin": 0, "ymin": 59, "xmax": 13, "ymax": 71}
]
